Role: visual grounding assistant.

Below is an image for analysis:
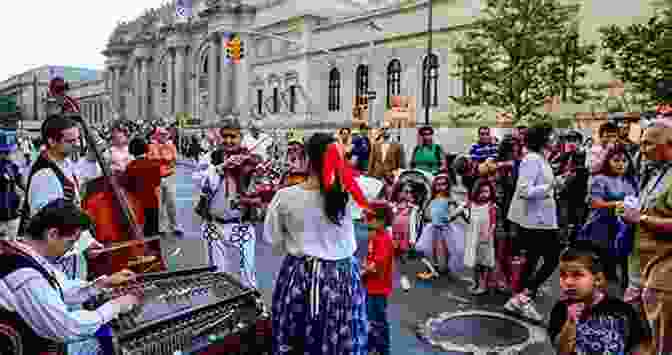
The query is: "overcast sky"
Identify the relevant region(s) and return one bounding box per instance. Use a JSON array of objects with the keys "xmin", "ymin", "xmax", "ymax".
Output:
[{"xmin": 0, "ymin": 0, "xmax": 165, "ymax": 82}]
